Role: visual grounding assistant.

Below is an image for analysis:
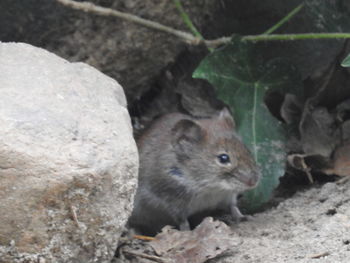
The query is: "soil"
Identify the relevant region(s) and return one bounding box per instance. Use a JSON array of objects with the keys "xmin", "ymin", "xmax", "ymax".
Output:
[
  {"xmin": 117, "ymin": 179, "xmax": 350, "ymax": 263},
  {"xmin": 215, "ymin": 179, "xmax": 350, "ymax": 263}
]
